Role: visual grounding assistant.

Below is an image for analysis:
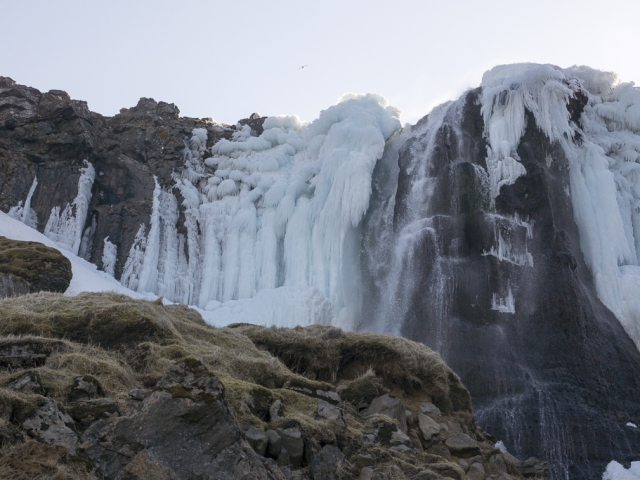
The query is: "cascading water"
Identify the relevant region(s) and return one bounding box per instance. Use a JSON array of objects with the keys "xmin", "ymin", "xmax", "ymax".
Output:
[{"xmin": 360, "ymin": 65, "xmax": 640, "ymax": 479}]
